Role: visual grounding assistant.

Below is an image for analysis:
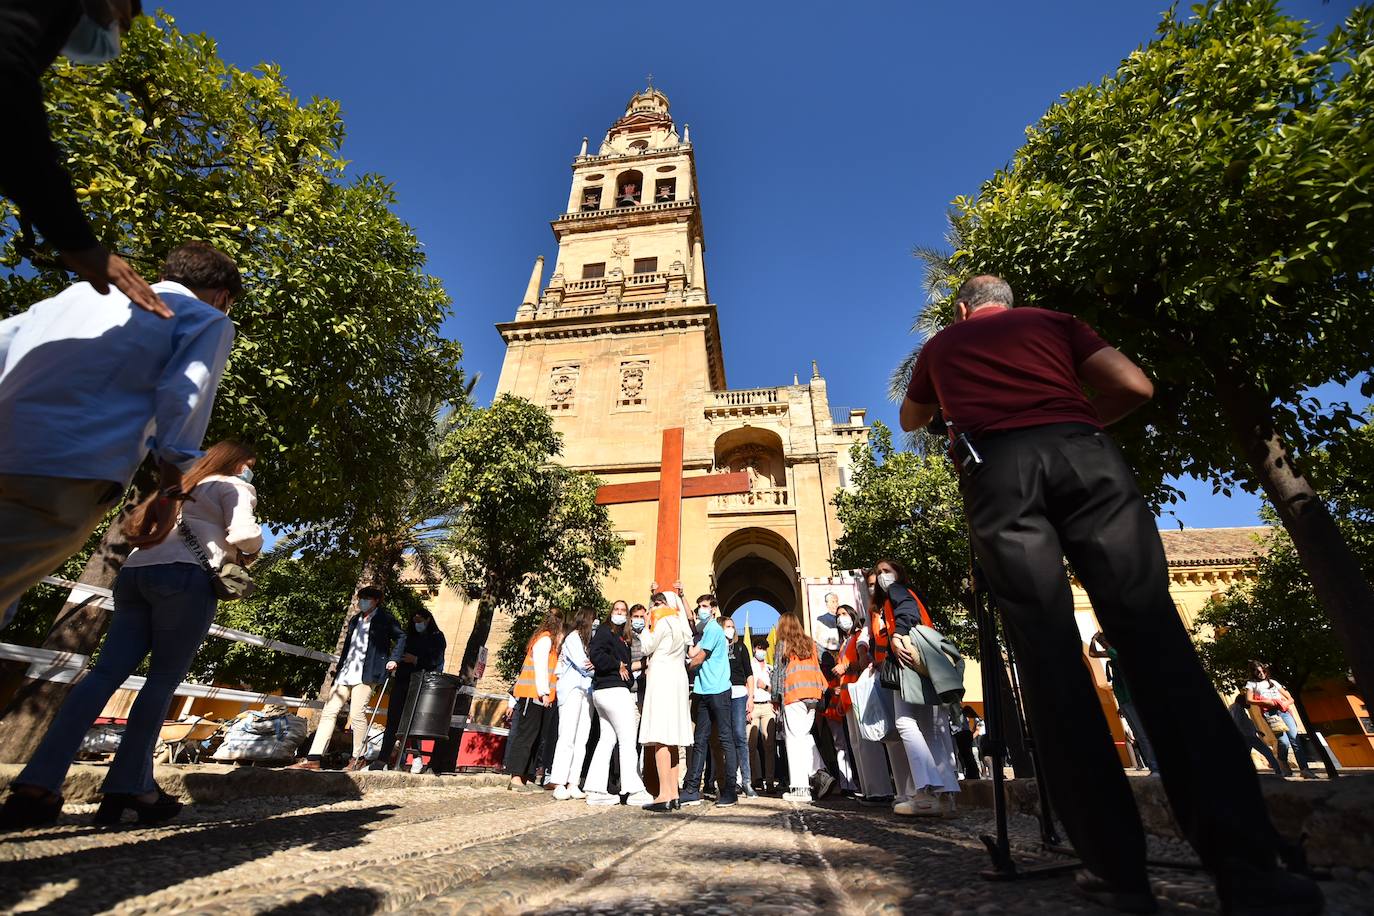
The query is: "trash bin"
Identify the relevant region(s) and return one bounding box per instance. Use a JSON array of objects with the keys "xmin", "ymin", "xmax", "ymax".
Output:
[{"xmin": 406, "ymin": 672, "xmax": 463, "ymax": 738}]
